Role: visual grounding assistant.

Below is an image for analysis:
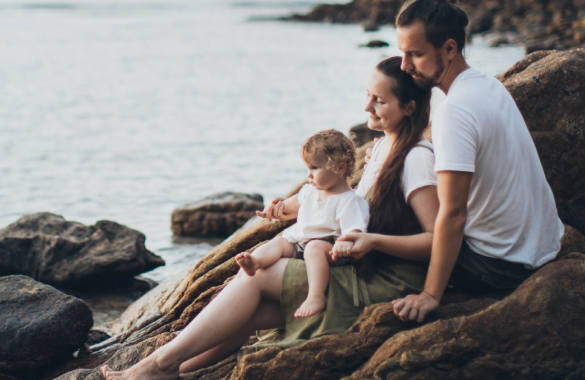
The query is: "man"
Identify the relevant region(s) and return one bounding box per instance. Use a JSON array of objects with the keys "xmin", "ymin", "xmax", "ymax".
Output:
[{"xmin": 391, "ymin": 0, "xmax": 564, "ymax": 322}]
